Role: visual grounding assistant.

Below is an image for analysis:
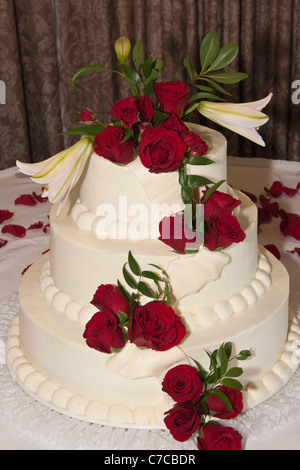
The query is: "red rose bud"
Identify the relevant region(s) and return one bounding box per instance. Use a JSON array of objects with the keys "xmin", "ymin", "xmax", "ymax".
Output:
[
  {"xmin": 205, "ymin": 386, "xmax": 243, "ymax": 419},
  {"xmin": 197, "ymin": 421, "xmax": 242, "ymax": 450},
  {"xmin": 164, "ymin": 403, "xmax": 202, "ymax": 442},
  {"xmin": 162, "ymin": 364, "xmax": 203, "ymax": 403},
  {"xmin": 183, "ymin": 131, "xmax": 208, "ymax": 157},
  {"xmin": 128, "ymin": 300, "xmax": 186, "ymax": 352},
  {"xmin": 139, "ymin": 127, "xmax": 186, "ymax": 173},
  {"xmin": 159, "ymin": 213, "xmax": 201, "ymax": 254},
  {"xmin": 80, "ymin": 108, "xmax": 95, "ymax": 123},
  {"xmin": 83, "ymin": 310, "xmax": 126, "ymax": 354},
  {"xmin": 110, "ymin": 97, "xmax": 138, "ymax": 129},
  {"xmin": 204, "ymin": 210, "xmax": 246, "ymax": 251},
  {"xmin": 154, "ymin": 81, "xmax": 190, "ymax": 116},
  {"xmin": 94, "ymin": 125, "xmax": 135, "ymax": 165},
  {"xmin": 135, "ymin": 95, "xmax": 153, "ymax": 123},
  {"xmin": 91, "ymin": 284, "xmax": 131, "ymax": 317}
]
